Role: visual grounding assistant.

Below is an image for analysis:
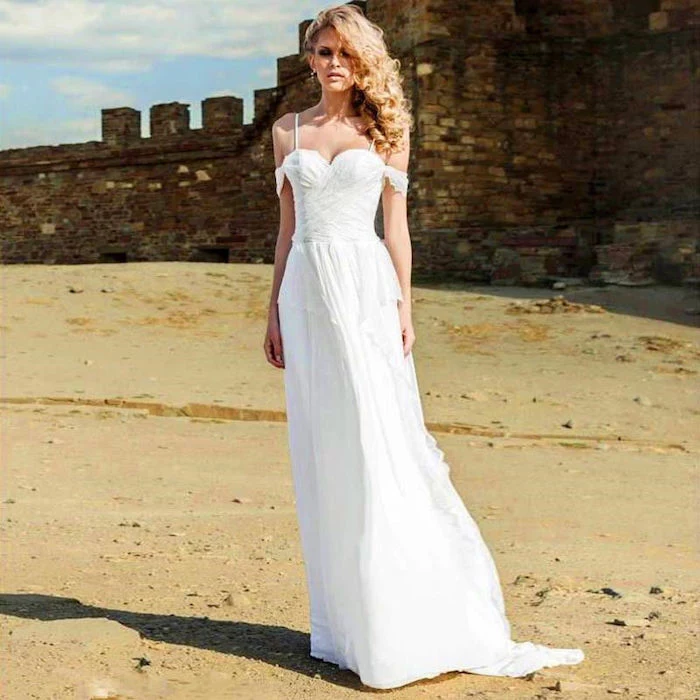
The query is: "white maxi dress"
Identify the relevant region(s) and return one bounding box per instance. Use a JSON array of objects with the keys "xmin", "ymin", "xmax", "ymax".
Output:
[{"xmin": 274, "ymin": 112, "xmax": 585, "ymax": 690}]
